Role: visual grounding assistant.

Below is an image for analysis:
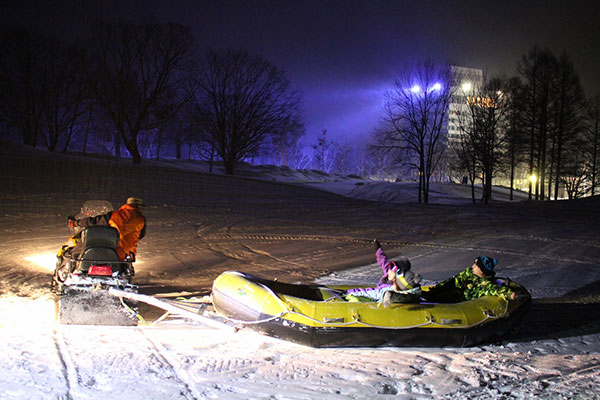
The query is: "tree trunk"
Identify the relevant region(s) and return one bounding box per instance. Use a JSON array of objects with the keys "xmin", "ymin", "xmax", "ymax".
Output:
[
  {"xmin": 424, "ymin": 174, "xmax": 430, "ymax": 204},
  {"xmin": 176, "ymin": 138, "xmax": 182, "ymax": 159},
  {"xmin": 509, "ymin": 146, "xmax": 515, "ymax": 201},
  {"xmin": 82, "ymin": 107, "xmax": 93, "ymax": 154},
  {"xmin": 123, "ymin": 131, "xmax": 142, "ymax": 164},
  {"xmin": 554, "ymin": 109, "xmax": 565, "ymax": 202},
  {"xmin": 114, "ymin": 131, "xmax": 121, "ymax": 159},
  {"xmin": 592, "ymin": 114, "xmax": 599, "ymax": 196},
  {"xmin": 156, "ymin": 129, "xmax": 163, "ymax": 161},
  {"xmin": 528, "ymin": 79, "xmax": 536, "ymax": 201}
]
